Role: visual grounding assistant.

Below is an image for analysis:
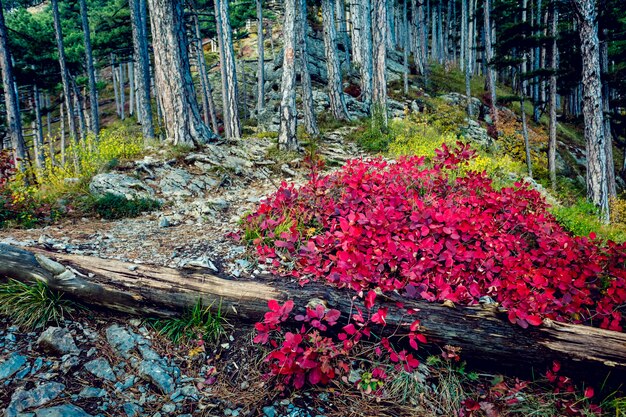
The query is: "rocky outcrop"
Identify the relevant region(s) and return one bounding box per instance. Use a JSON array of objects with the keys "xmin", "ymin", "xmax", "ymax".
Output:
[{"xmin": 89, "ymin": 173, "xmax": 154, "ymax": 201}]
